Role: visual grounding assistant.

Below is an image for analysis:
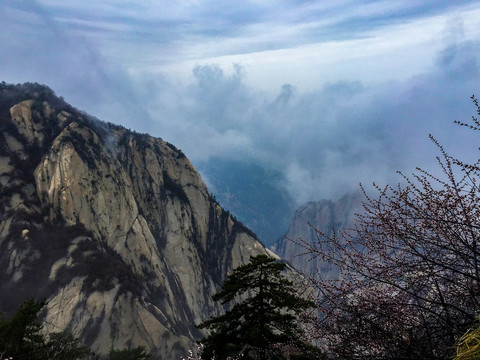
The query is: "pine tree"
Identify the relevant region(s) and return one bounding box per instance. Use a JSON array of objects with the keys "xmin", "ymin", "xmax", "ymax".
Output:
[
  {"xmin": 198, "ymin": 254, "xmax": 319, "ymax": 360},
  {"xmin": 0, "ymin": 298, "xmax": 47, "ymax": 359},
  {"xmin": 108, "ymin": 346, "xmax": 151, "ymax": 360},
  {"xmin": 0, "ymin": 299, "xmax": 92, "ymax": 360}
]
